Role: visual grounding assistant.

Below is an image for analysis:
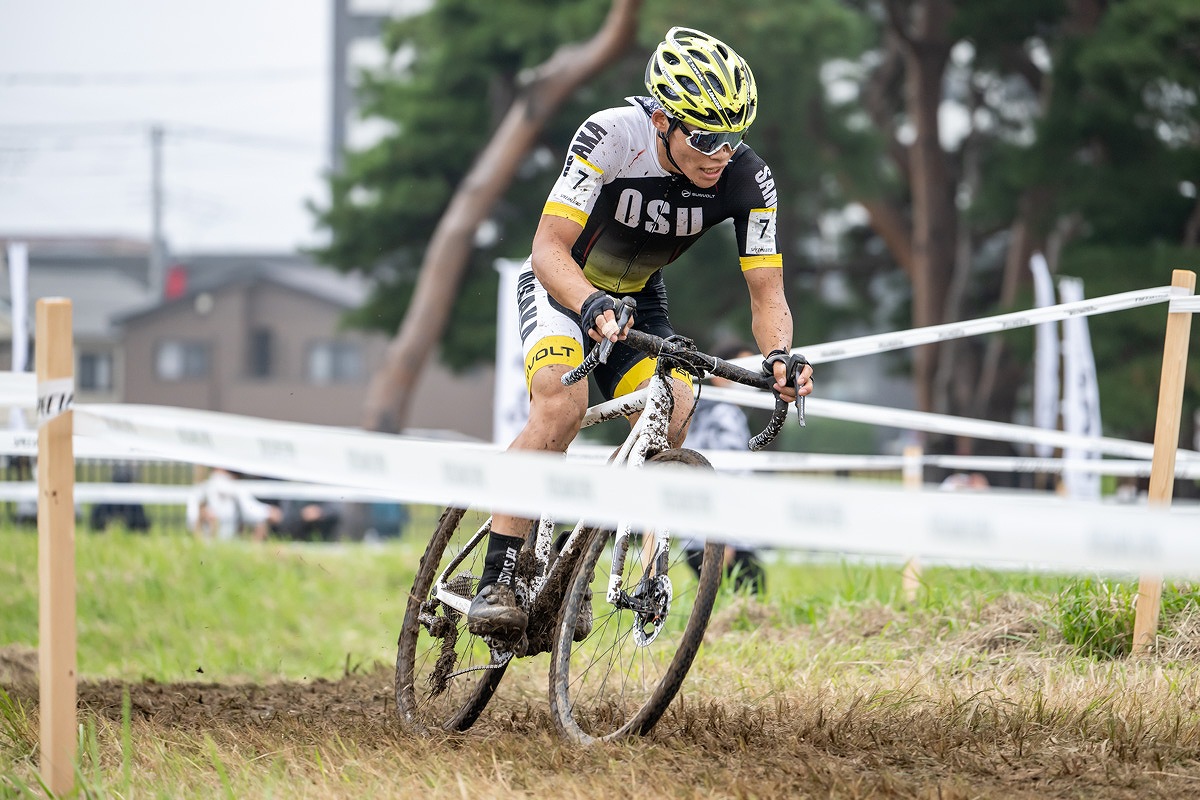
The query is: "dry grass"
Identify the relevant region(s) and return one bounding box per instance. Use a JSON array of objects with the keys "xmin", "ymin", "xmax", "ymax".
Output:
[{"xmin": 5, "ymin": 596, "xmax": 1200, "ymax": 798}]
